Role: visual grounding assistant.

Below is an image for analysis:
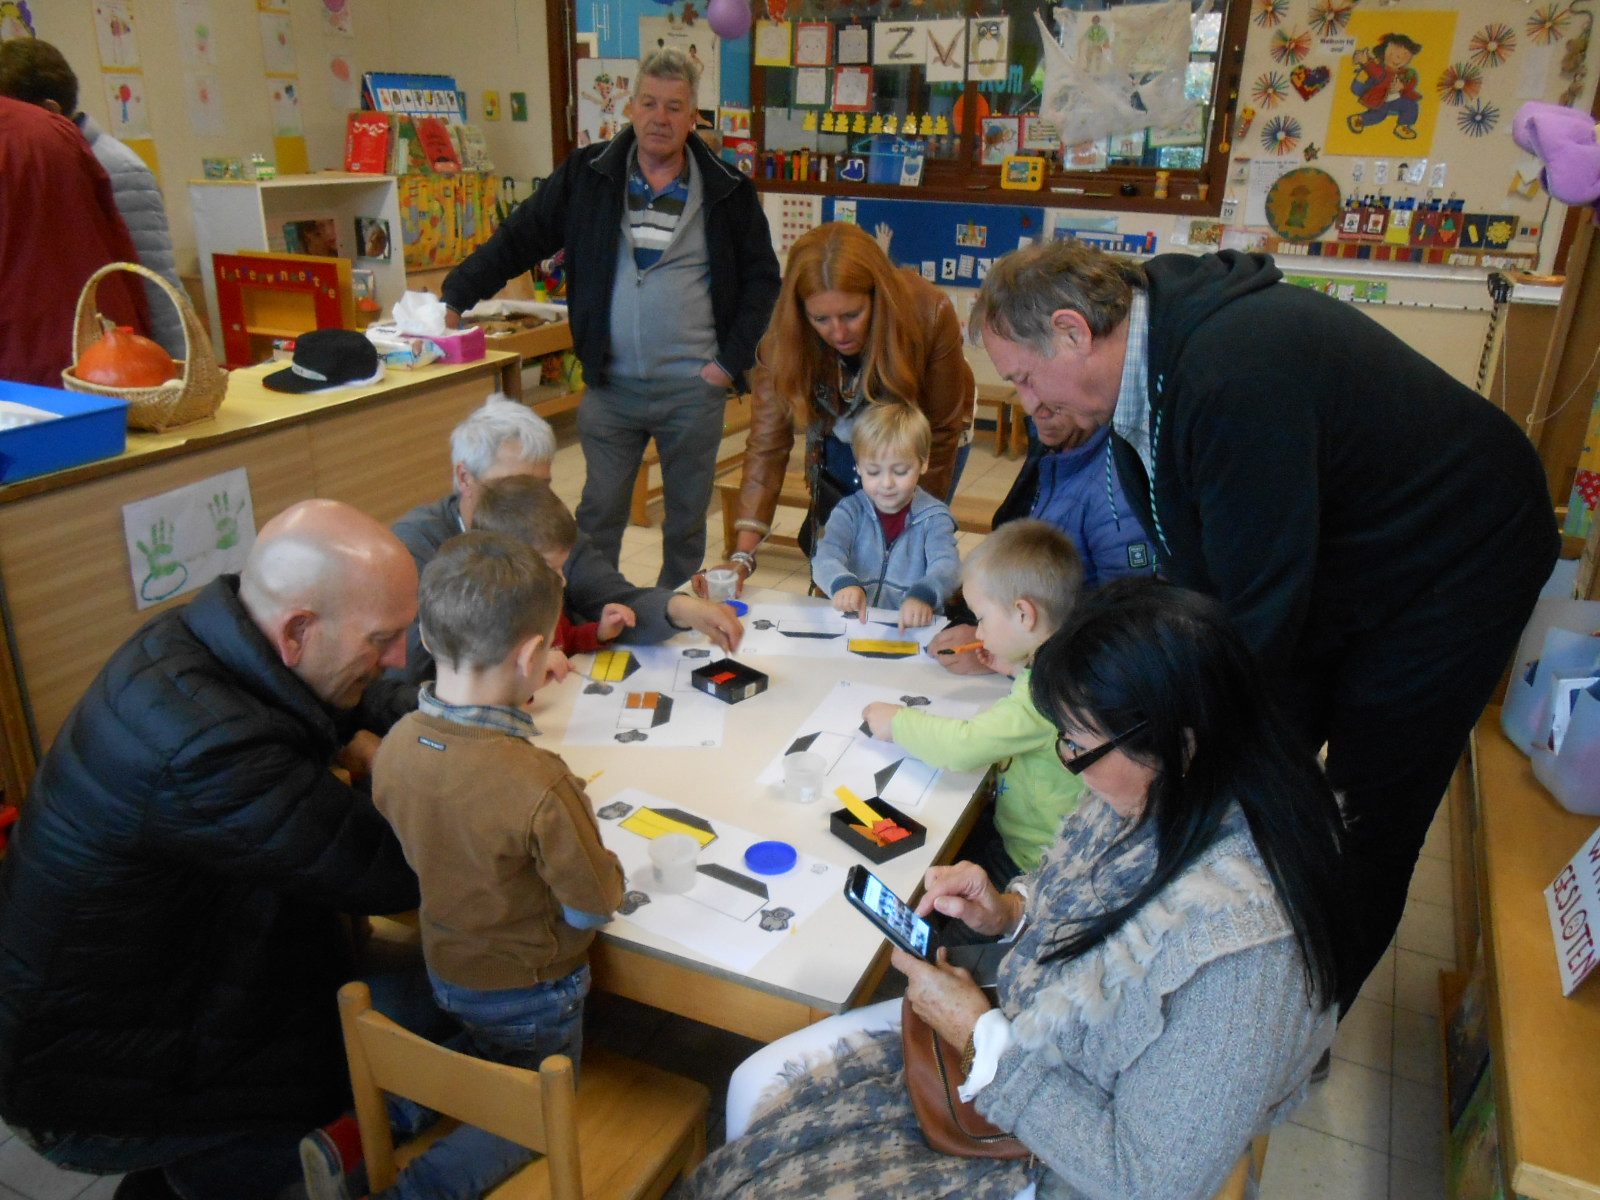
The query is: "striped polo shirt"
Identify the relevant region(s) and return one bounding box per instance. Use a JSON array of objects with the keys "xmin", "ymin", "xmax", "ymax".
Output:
[{"xmin": 627, "ymin": 151, "xmax": 691, "ymax": 271}]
